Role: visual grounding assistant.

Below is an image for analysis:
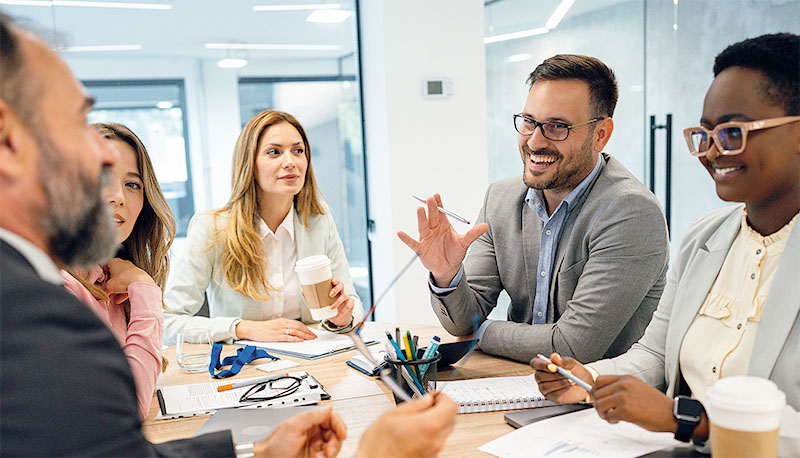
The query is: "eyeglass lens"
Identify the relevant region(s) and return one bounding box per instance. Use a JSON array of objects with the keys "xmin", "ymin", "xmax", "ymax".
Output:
[
  {"xmin": 514, "ymin": 116, "xmax": 569, "ymax": 140},
  {"xmin": 688, "ymin": 126, "xmax": 743, "ymax": 153}
]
